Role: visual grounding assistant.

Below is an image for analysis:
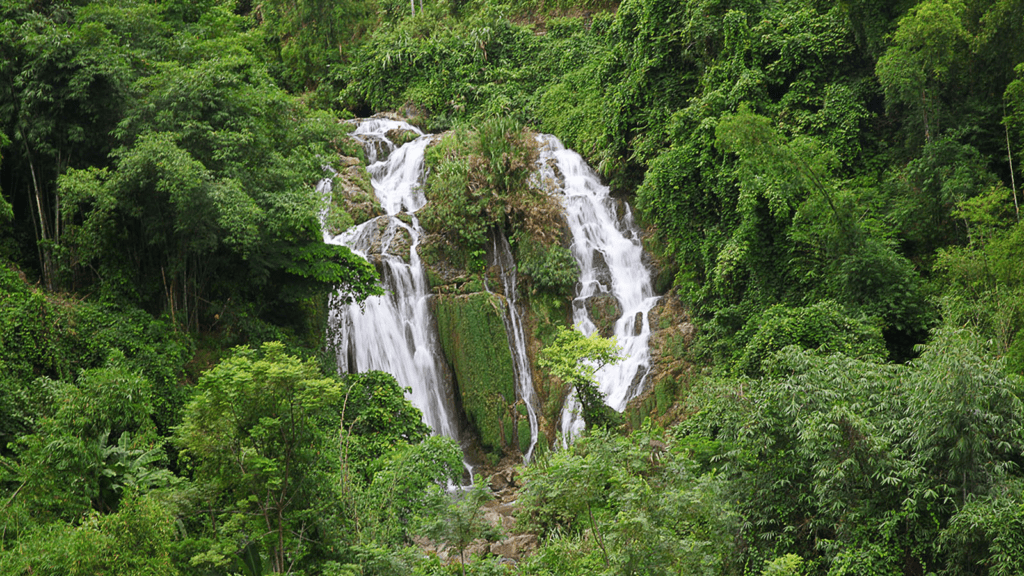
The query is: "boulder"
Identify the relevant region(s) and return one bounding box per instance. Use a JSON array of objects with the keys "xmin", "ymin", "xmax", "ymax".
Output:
[
  {"xmin": 583, "ymin": 293, "xmax": 622, "ymax": 338},
  {"xmin": 489, "ymin": 534, "xmax": 539, "ymax": 561},
  {"xmin": 385, "ymin": 127, "xmax": 421, "ymax": 147}
]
